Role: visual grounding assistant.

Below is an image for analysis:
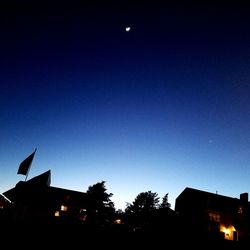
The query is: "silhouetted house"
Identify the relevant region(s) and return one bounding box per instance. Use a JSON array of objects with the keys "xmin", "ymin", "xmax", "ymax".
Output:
[
  {"xmin": 3, "ymin": 170, "xmax": 88, "ymax": 224},
  {"xmin": 175, "ymin": 187, "xmax": 250, "ymax": 241}
]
